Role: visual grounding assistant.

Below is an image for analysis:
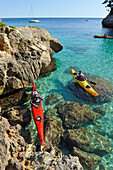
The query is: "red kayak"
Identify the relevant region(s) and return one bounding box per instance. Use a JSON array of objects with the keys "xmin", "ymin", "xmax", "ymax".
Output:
[{"xmin": 31, "ymin": 82, "xmax": 44, "ymax": 146}]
